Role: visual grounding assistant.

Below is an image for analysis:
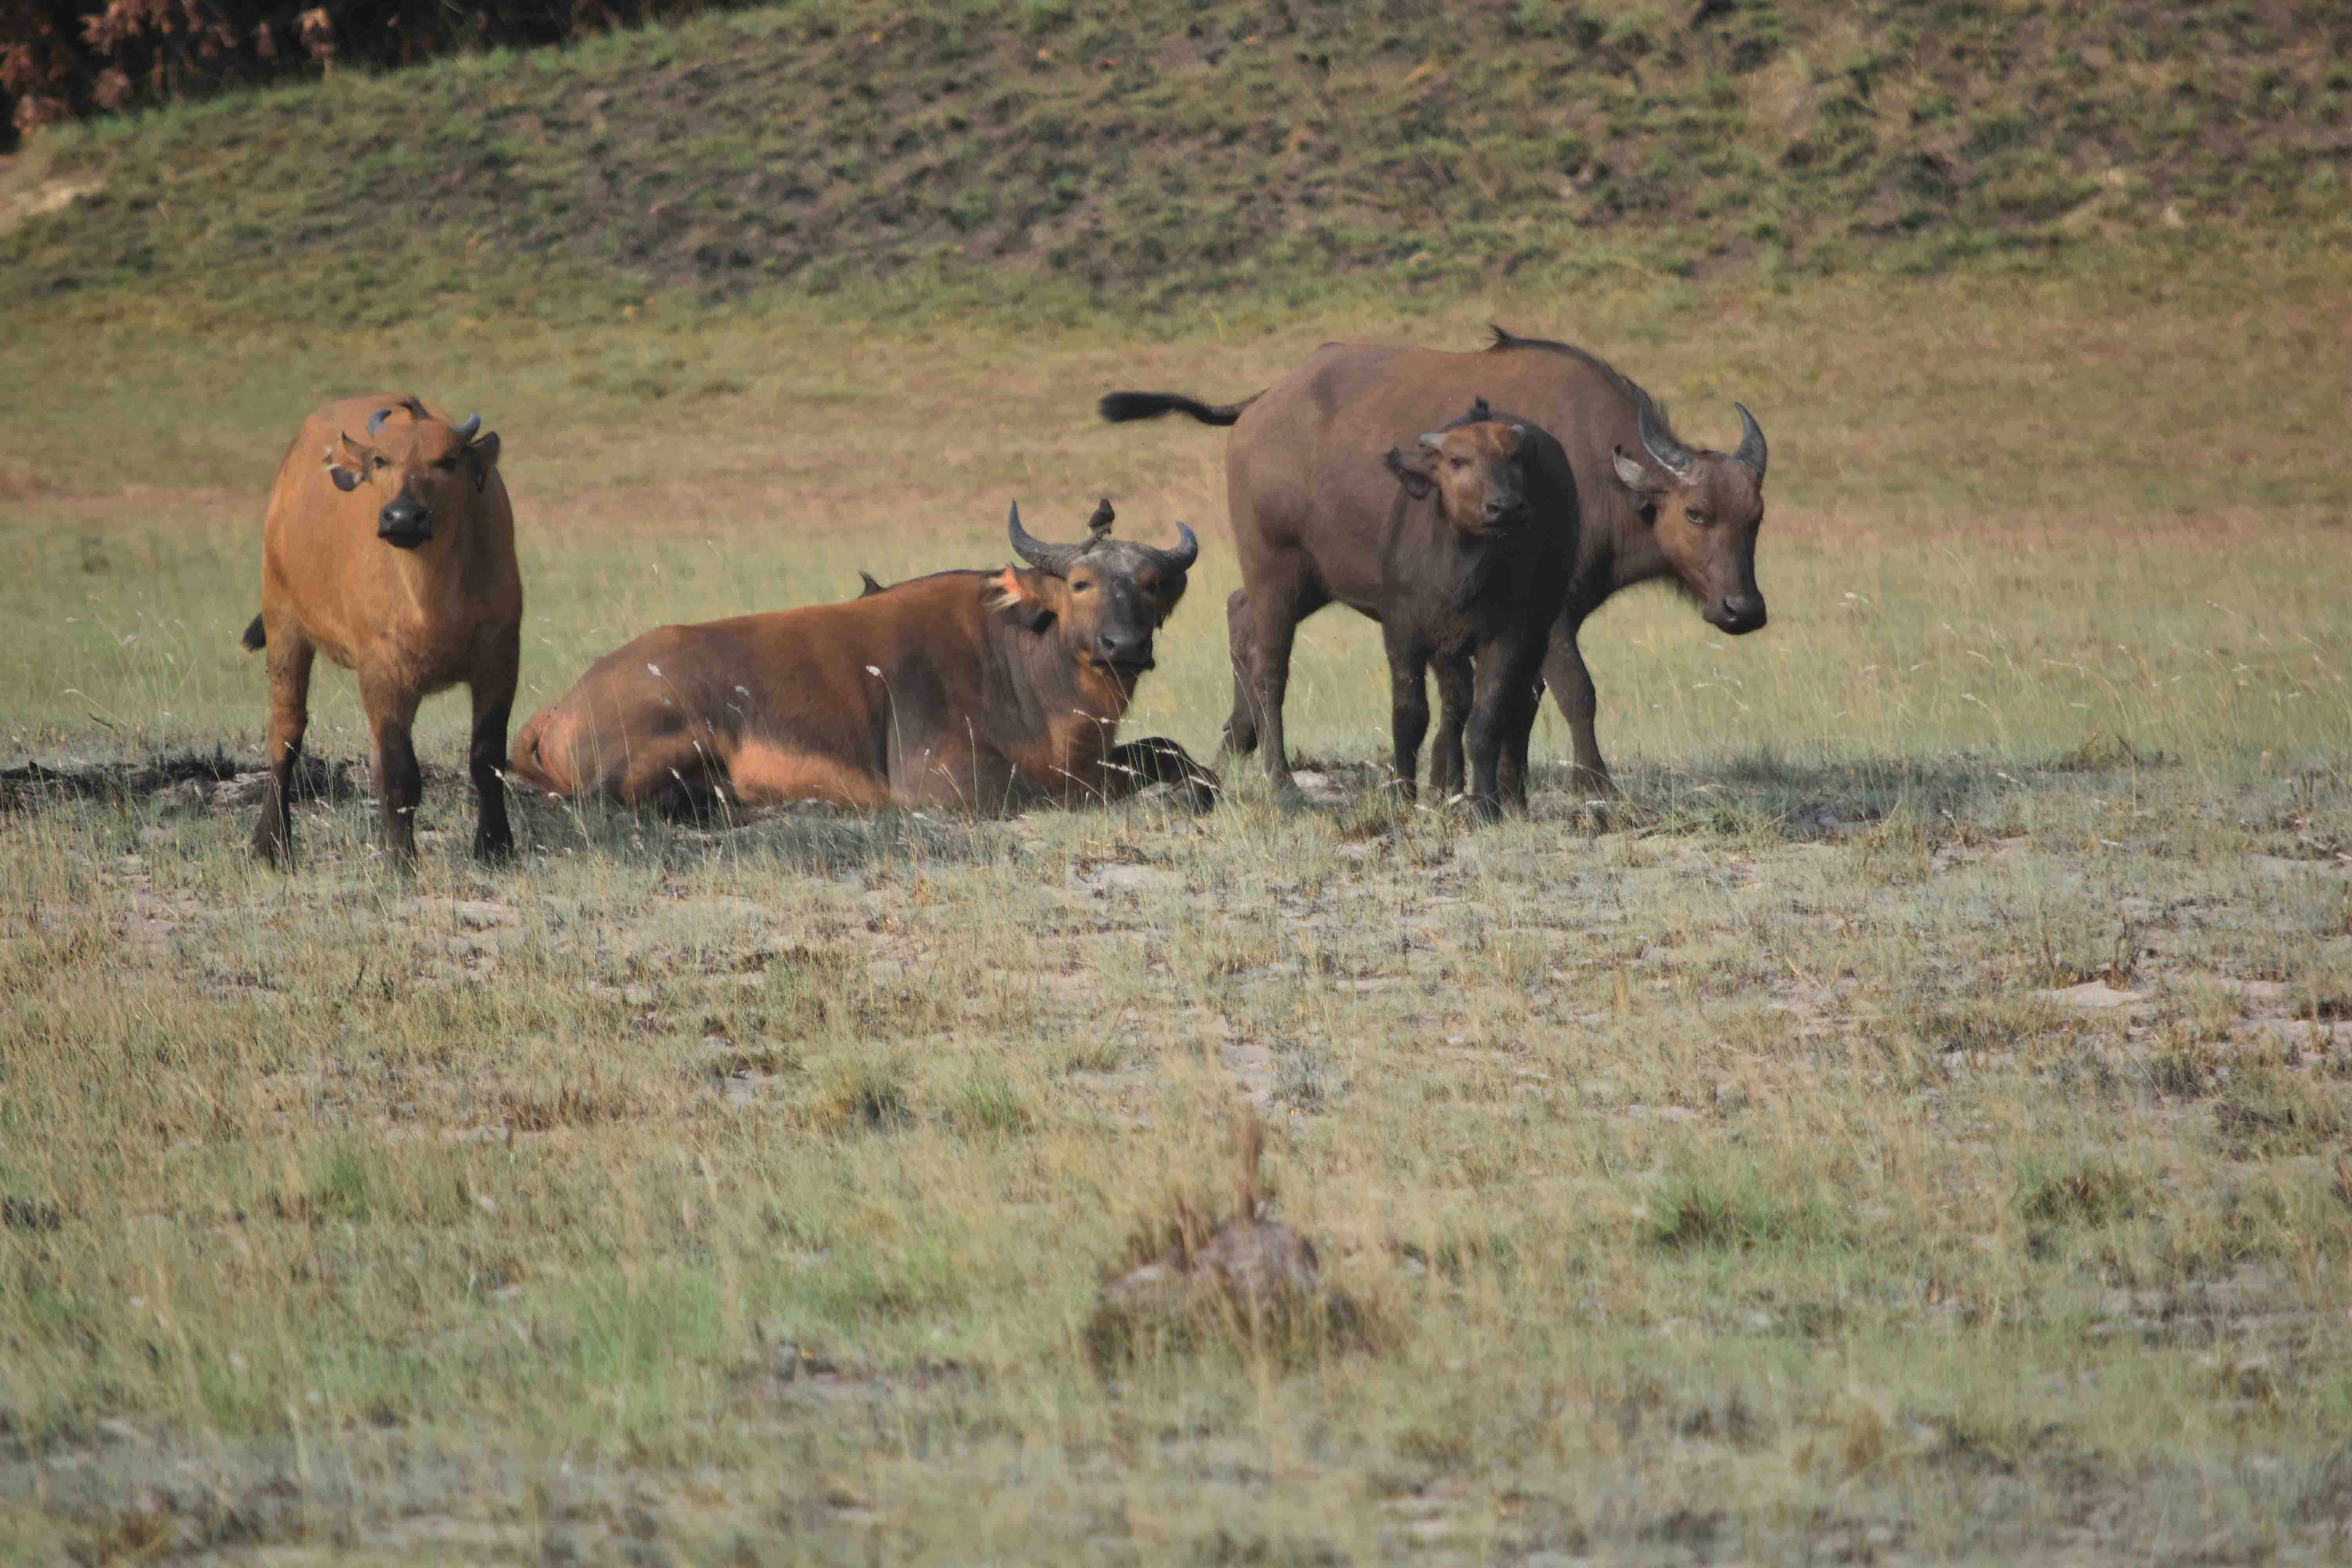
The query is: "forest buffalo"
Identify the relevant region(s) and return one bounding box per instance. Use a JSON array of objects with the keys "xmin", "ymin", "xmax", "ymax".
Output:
[
  {"xmin": 243, "ymin": 393, "xmax": 520, "ymax": 867},
  {"xmin": 1100, "ymin": 327, "xmax": 1769, "ymax": 802},
  {"xmin": 508, "ymin": 501, "xmax": 1218, "ymax": 815}
]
